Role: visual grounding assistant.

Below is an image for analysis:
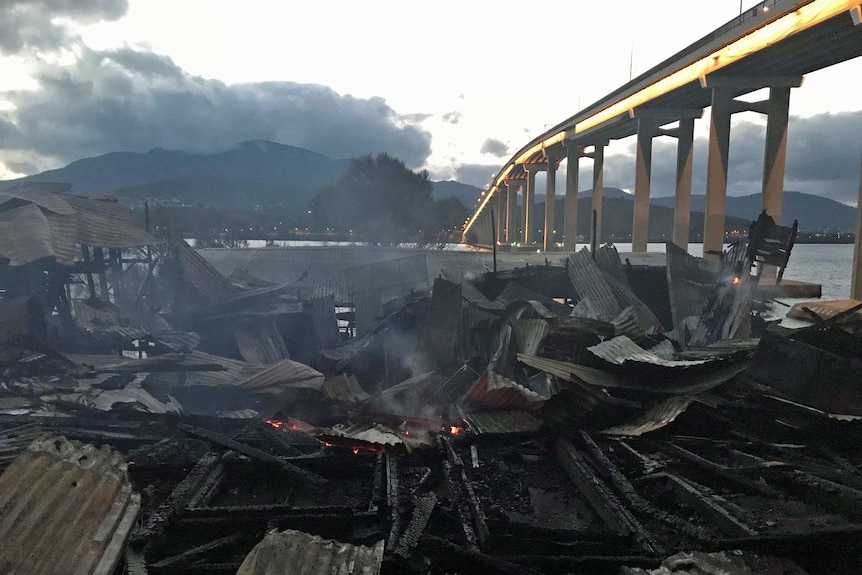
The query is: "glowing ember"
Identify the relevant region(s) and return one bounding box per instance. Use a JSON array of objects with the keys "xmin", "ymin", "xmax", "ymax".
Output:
[
  {"xmin": 732, "ymin": 276, "xmax": 741, "ymax": 286},
  {"xmin": 265, "ymin": 418, "xmax": 310, "ymax": 432},
  {"xmin": 352, "ymin": 448, "xmax": 360, "ymax": 455},
  {"xmin": 449, "ymin": 426, "xmax": 462, "ymax": 435}
]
